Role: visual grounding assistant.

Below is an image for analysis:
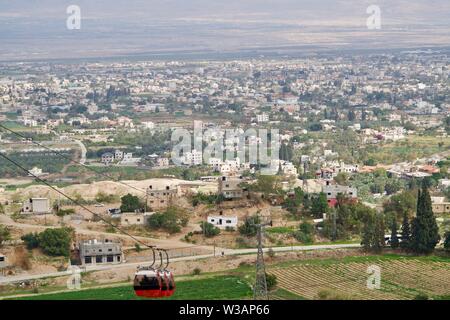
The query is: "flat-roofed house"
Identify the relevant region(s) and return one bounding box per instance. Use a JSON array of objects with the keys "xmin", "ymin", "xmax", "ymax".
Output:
[
  {"xmin": 78, "ymin": 239, "xmax": 123, "ymax": 266},
  {"xmin": 218, "ymin": 176, "xmax": 244, "ymax": 199},
  {"xmin": 22, "ymin": 198, "xmax": 50, "ymax": 214},
  {"xmin": 431, "ymin": 197, "xmax": 450, "ymax": 214},
  {"xmin": 146, "ymin": 185, "xmax": 178, "ymax": 210},
  {"xmin": 120, "ymin": 212, "xmax": 154, "ymax": 226},
  {"xmin": 207, "ymin": 215, "xmax": 238, "ymax": 229}
]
